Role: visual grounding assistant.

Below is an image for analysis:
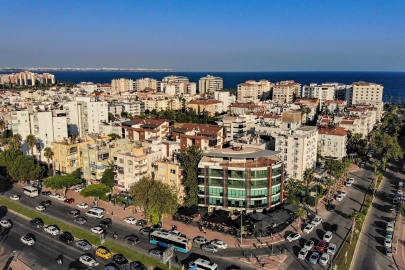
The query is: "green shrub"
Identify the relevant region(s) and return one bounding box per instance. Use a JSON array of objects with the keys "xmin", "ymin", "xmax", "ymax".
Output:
[{"xmin": 306, "ymin": 196, "xmax": 316, "ymax": 207}]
